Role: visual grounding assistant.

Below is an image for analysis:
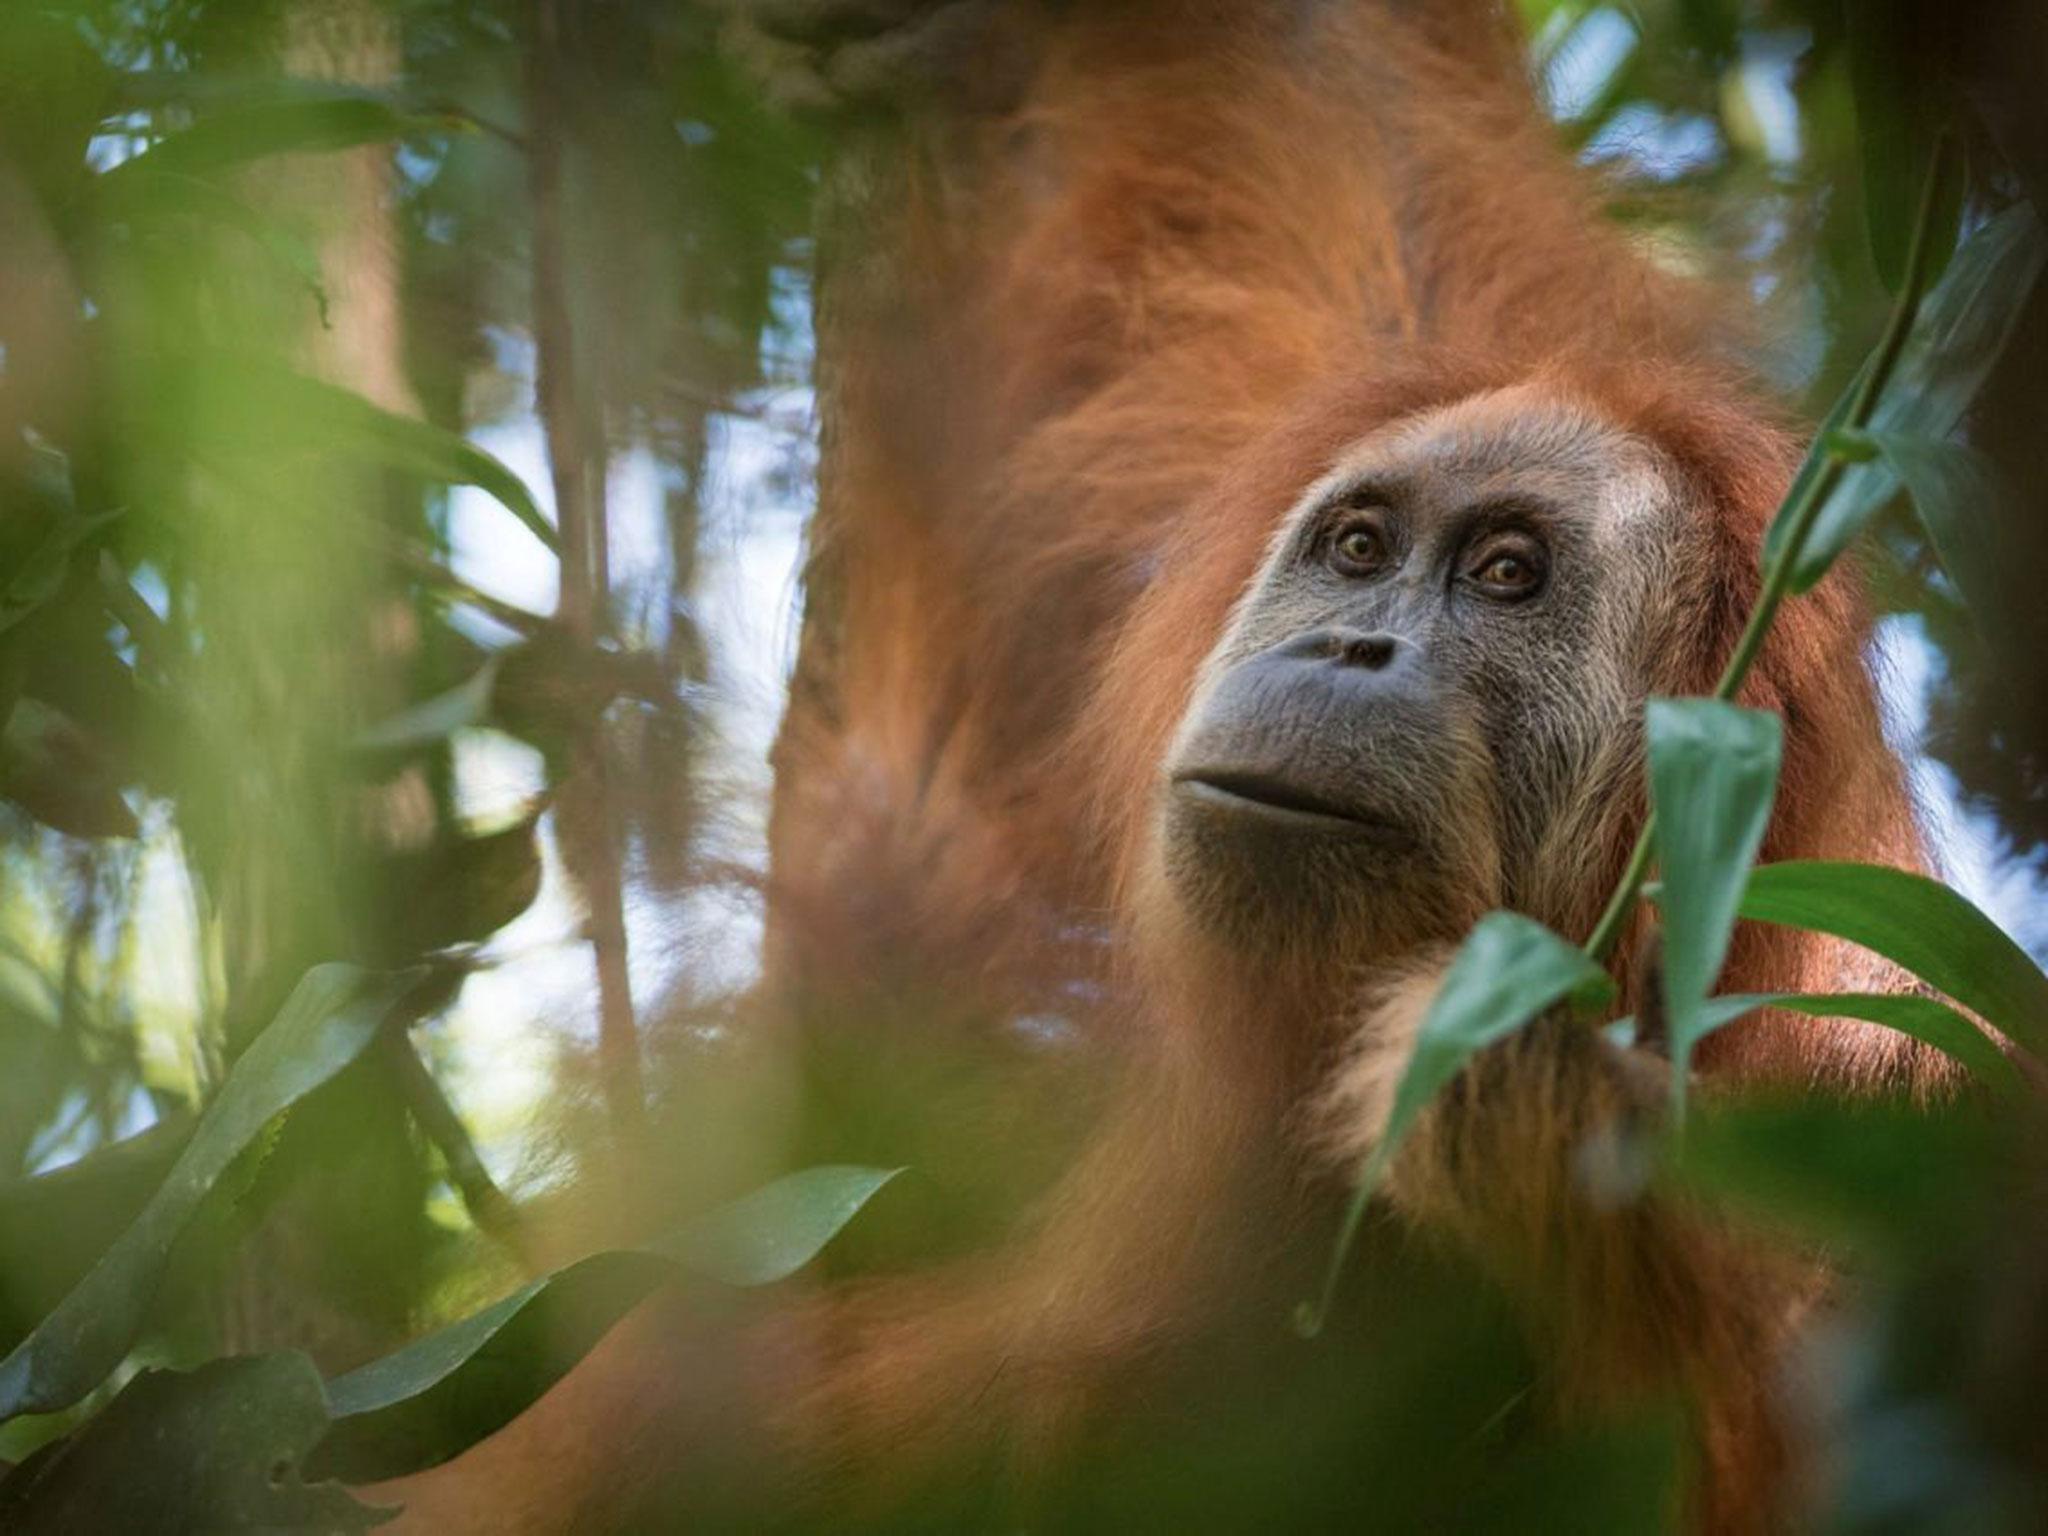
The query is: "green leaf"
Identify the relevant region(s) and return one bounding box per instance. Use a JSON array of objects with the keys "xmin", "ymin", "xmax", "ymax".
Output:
[
  {"xmin": 113, "ymin": 71, "xmax": 400, "ymax": 116},
  {"xmin": 0, "ymin": 697, "xmax": 138, "ymax": 840},
  {"xmin": 97, "ymin": 170, "xmax": 330, "ymax": 324},
  {"xmin": 372, "ymin": 812, "xmax": 543, "ymax": 959},
  {"xmin": 1645, "ymin": 699, "xmax": 1782, "ymax": 1117},
  {"xmin": 1666, "ymin": 1094, "xmax": 2000, "ymax": 1262},
  {"xmin": 183, "ymin": 356, "xmax": 556, "ymax": 554},
  {"xmin": 1460, "ymin": 1409, "xmax": 1683, "ymax": 1536},
  {"xmin": 0, "ymin": 965, "xmax": 423, "ymax": 1423},
  {"xmin": 1630, "ymin": 991, "xmax": 2018, "ymax": 1094},
  {"xmin": 98, "ymin": 96, "xmax": 446, "ymax": 187},
  {"xmin": 314, "ymin": 1251, "xmax": 669, "ymax": 1482},
  {"xmin": 315, "ymin": 1166, "xmax": 899, "ymax": 1481},
  {"xmin": 1845, "ymin": 6, "xmax": 1961, "ymax": 294},
  {"xmin": 1865, "ymin": 434, "xmax": 2016, "ymax": 646},
  {"xmin": 0, "ymin": 1118, "xmax": 192, "ymax": 1357},
  {"xmin": 1739, "ymin": 861, "xmax": 2048, "ymax": 1057},
  {"xmin": 0, "ymin": 1355, "xmax": 388, "ymax": 1533},
  {"xmin": 1759, "ymin": 362, "xmax": 1862, "ymax": 580},
  {"xmin": 271, "ymin": 368, "xmax": 556, "ymax": 555},
  {"xmin": 1369, "ymin": 915, "xmax": 1613, "ymax": 1198},
  {"xmin": 1299, "ymin": 913, "xmax": 1610, "ymax": 1336},
  {"xmin": 0, "ymin": 510, "xmax": 119, "ymax": 640},
  {"xmin": 646, "ymin": 1162, "xmax": 900, "ymax": 1283},
  {"xmin": 1775, "ymin": 203, "xmax": 2046, "ymax": 591},
  {"xmin": 353, "ymin": 657, "xmax": 501, "ymax": 756}
]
